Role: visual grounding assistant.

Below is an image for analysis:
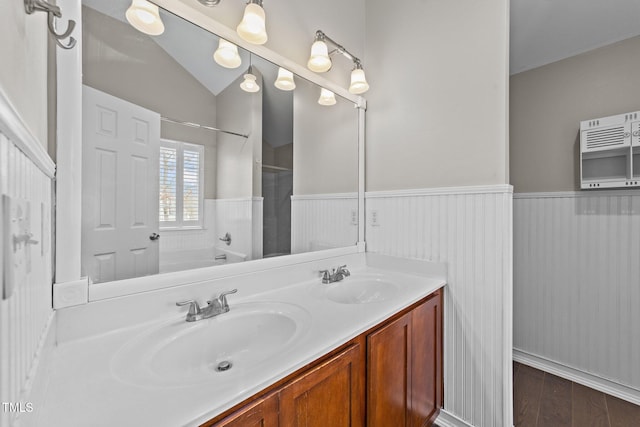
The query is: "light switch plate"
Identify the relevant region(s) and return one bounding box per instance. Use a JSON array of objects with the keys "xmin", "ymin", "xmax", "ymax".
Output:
[{"xmin": 2, "ymin": 195, "xmax": 30, "ymax": 300}]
